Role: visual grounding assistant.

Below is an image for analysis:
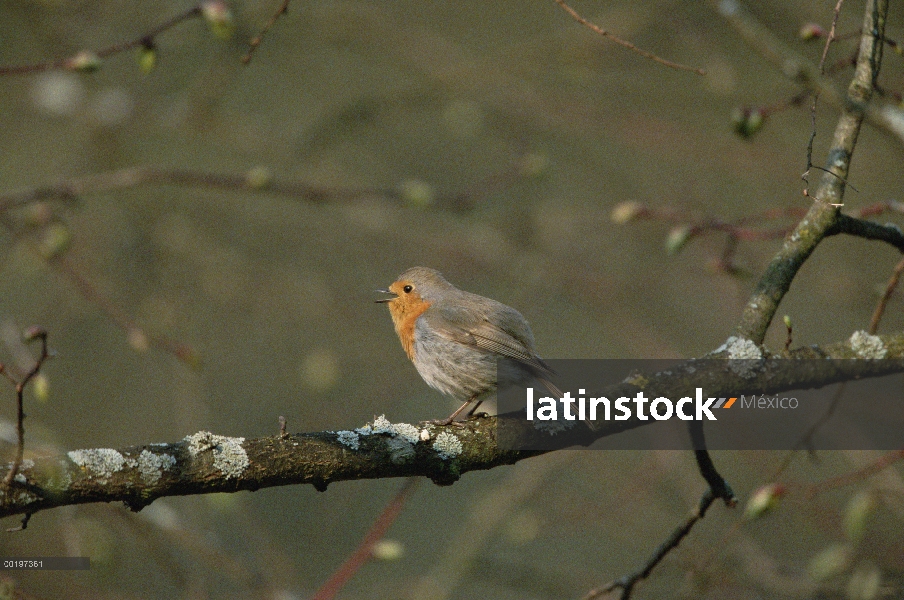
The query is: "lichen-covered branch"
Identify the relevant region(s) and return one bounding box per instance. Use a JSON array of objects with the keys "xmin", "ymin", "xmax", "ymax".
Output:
[
  {"xmin": 730, "ymin": 0, "xmax": 889, "ymax": 344},
  {"xmin": 3, "ymin": 332, "xmax": 904, "ymax": 522}
]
